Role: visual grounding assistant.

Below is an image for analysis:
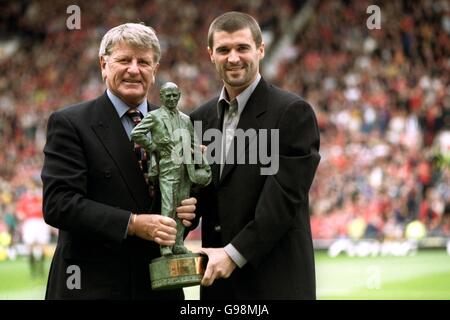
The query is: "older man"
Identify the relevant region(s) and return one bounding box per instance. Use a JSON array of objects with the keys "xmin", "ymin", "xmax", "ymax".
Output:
[{"xmin": 41, "ymin": 23, "xmax": 196, "ymax": 299}]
